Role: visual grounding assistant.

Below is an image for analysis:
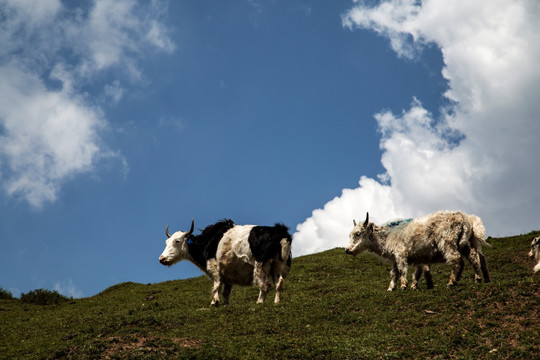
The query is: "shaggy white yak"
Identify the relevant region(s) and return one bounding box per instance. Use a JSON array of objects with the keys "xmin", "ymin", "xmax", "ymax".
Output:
[{"xmin": 346, "ymin": 211, "xmax": 490, "ymax": 291}]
